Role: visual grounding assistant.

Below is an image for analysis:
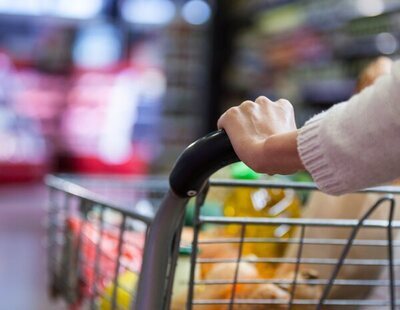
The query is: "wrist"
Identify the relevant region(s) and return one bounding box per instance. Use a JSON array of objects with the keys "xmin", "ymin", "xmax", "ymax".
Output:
[{"xmin": 262, "ymin": 130, "xmax": 304, "ymax": 175}]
